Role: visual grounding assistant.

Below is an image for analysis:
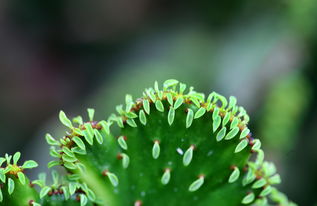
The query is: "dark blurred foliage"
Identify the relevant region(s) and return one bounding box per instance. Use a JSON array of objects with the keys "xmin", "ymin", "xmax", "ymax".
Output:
[{"xmin": 0, "ymin": 0, "xmax": 317, "ymax": 205}]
